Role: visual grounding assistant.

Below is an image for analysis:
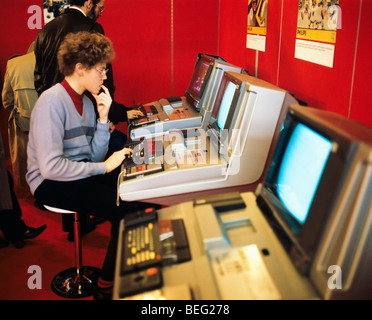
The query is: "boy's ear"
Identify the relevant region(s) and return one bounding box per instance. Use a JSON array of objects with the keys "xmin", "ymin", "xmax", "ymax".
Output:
[{"xmin": 75, "ymin": 63, "xmax": 84, "ymax": 76}]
